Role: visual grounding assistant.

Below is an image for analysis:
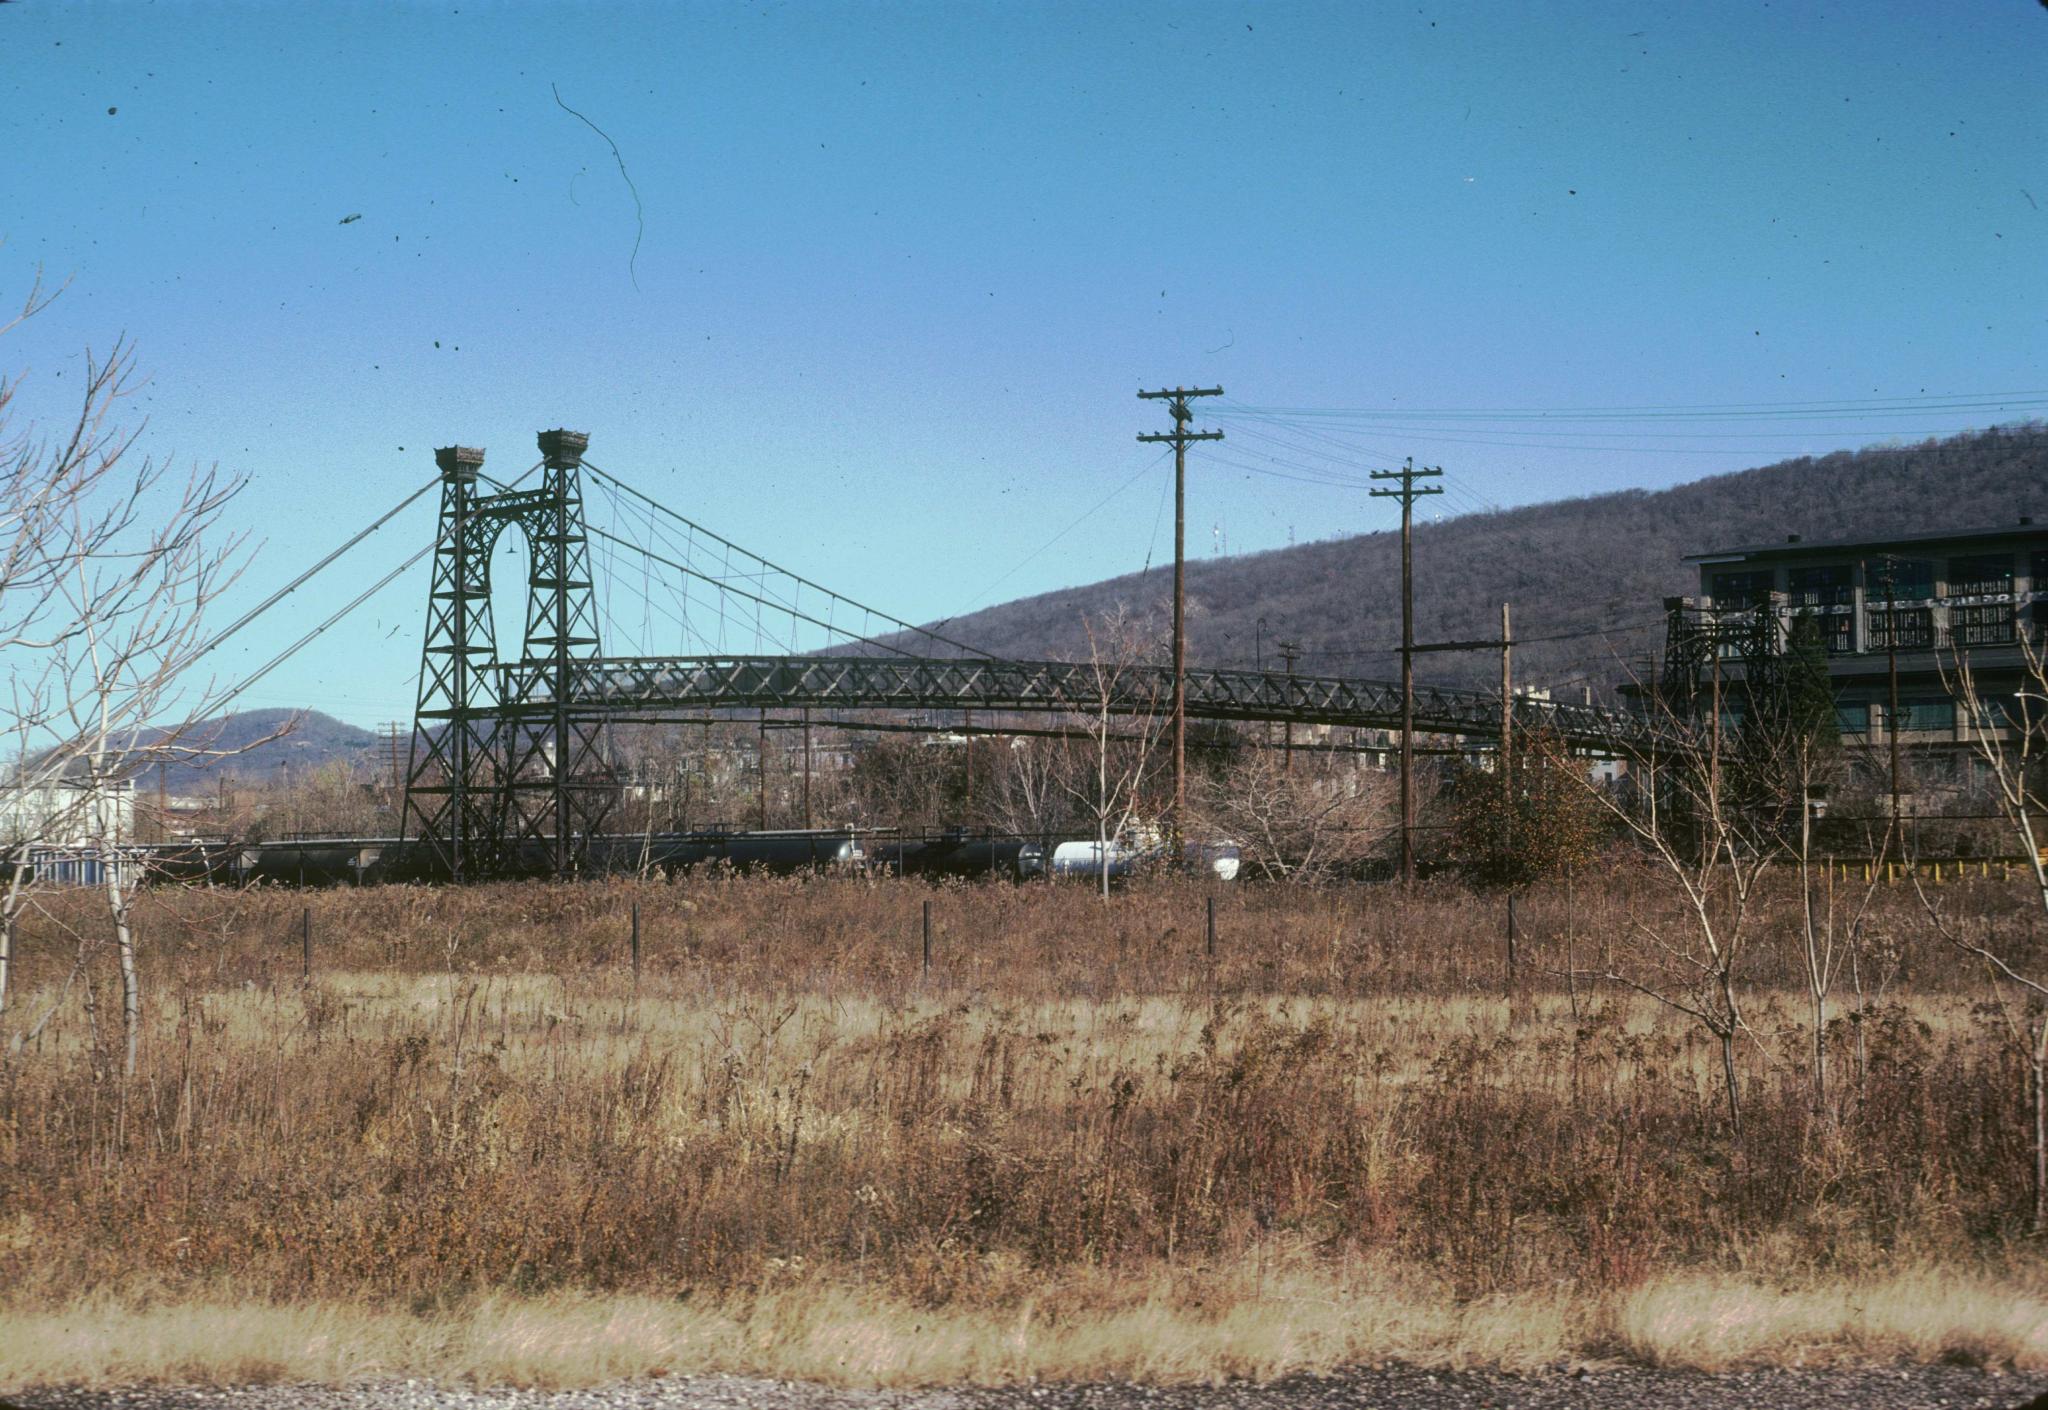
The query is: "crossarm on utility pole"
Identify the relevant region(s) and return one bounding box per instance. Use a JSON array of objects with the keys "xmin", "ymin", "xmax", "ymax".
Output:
[
  {"xmin": 1137, "ymin": 385, "xmax": 1225, "ymax": 850},
  {"xmin": 1370, "ymin": 459, "xmax": 1444, "ymax": 890}
]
